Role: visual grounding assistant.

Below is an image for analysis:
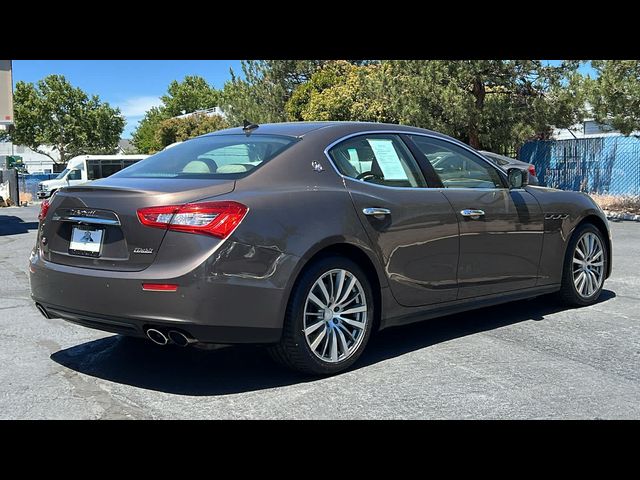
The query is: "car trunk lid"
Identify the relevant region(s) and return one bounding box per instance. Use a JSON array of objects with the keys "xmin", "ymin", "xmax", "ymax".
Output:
[{"xmin": 41, "ymin": 178, "xmax": 235, "ymax": 271}]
